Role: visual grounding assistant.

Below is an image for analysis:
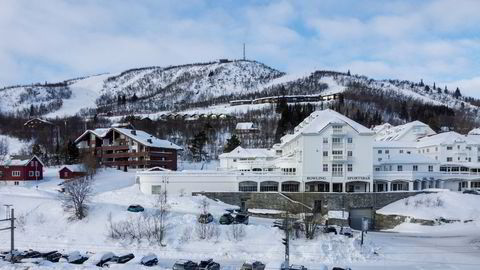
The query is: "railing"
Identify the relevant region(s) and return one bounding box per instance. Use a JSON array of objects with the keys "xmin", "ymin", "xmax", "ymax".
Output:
[
  {"xmin": 98, "ymin": 145, "xmax": 130, "ymax": 151},
  {"xmin": 331, "ymin": 155, "xmax": 347, "ymax": 161},
  {"xmin": 103, "ymin": 160, "xmax": 172, "ymax": 167},
  {"xmin": 332, "ymin": 143, "xmax": 344, "ymax": 148}
]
